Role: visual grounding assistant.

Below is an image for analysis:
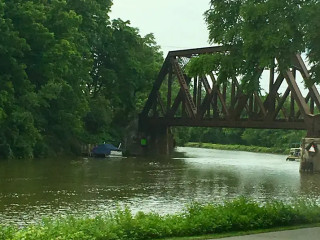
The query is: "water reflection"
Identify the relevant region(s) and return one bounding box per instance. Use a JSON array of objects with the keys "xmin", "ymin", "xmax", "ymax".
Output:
[{"xmin": 0, "ymin": 147, "xmax": 320, "ymax": 225}]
